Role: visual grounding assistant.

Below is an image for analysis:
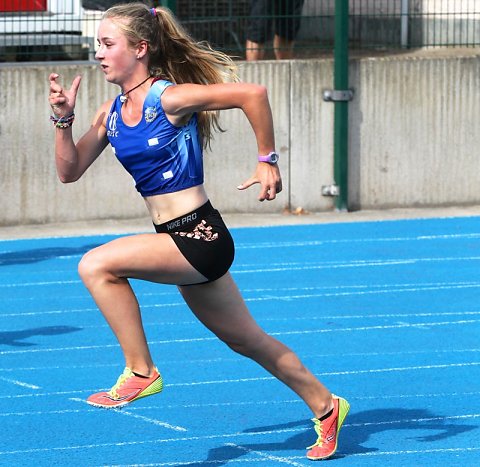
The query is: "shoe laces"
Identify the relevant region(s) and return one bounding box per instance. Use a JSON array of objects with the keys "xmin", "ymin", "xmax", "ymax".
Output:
[
  {"xmin": 107, "ymin": 368, "xmax": 134, "ymax": 399},
  {"xmin": 307, "ymin": 418, "xmax": 324, "ymax": 449}
]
